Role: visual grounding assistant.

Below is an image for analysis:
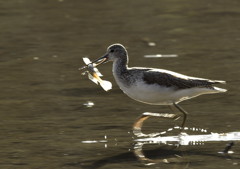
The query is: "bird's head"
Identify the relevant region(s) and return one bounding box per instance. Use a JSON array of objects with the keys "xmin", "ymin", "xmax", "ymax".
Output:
[{"xmin": 91, "ymin": 43, "xmax": 128, "ymax": 66}]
